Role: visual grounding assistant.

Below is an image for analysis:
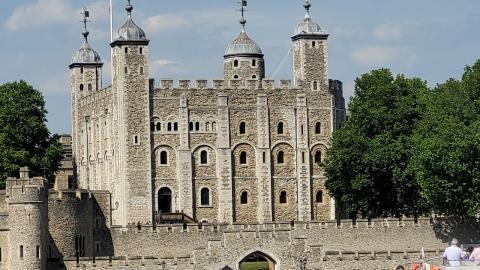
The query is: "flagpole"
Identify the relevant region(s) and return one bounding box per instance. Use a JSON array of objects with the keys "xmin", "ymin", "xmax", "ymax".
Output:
[{"xmin": 110, "ymin": 0, "xmax": 113, "ymax": 85}]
